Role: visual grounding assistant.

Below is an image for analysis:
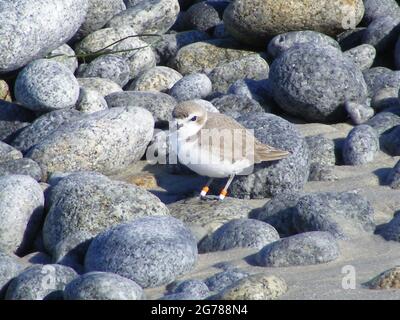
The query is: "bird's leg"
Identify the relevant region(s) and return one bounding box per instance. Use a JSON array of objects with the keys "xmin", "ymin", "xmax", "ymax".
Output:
[
  {"xmin": 200, "ymin": 178, "xmax": 214, "ymax": 199},
  {"xmin": 219, "ymin": 174, "xmax": 235, "ymax": 200}
]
